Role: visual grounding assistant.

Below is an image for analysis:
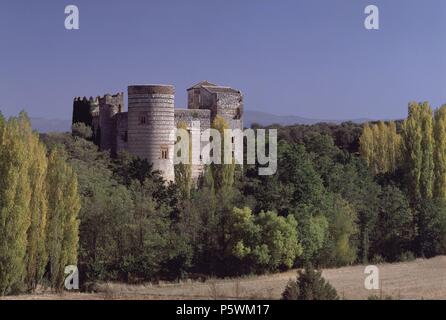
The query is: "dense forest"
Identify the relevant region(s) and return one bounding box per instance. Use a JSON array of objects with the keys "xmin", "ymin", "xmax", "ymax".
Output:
[{"xmin": 1, "ymin": 102, "xmax": 446, "ymax": 295}]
